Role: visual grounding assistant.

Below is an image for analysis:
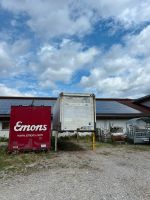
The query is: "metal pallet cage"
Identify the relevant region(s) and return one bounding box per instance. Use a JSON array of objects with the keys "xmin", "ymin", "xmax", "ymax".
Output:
[{"xmin": 126, "ymin": 117, "xmax": 150, "ymax": 144}]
